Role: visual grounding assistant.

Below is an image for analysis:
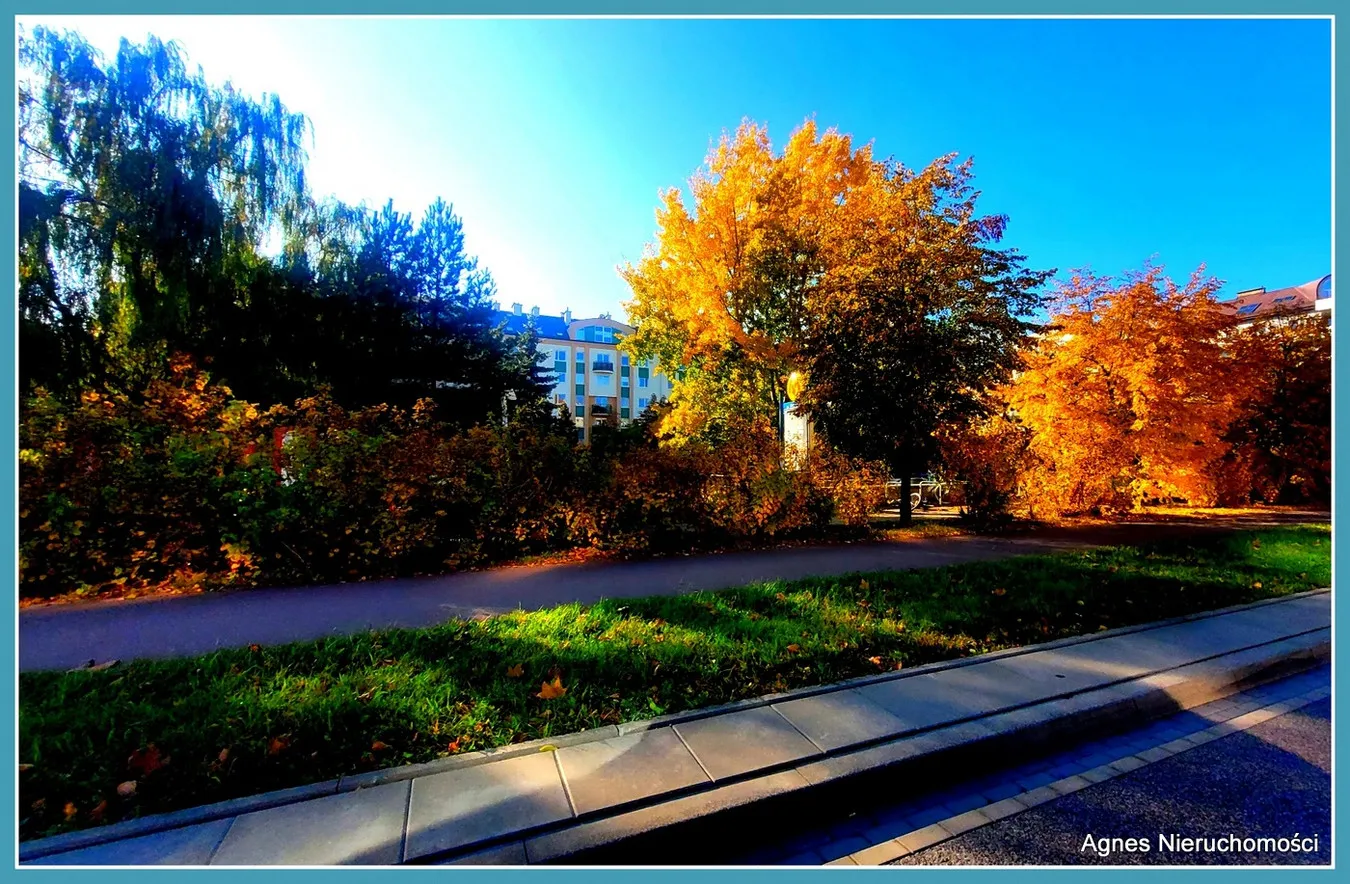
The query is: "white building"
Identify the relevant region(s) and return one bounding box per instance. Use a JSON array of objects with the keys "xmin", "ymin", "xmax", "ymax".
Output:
[{"xmin": 497, "ymin": 304, "xmax": 675, "ymax": 442}]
